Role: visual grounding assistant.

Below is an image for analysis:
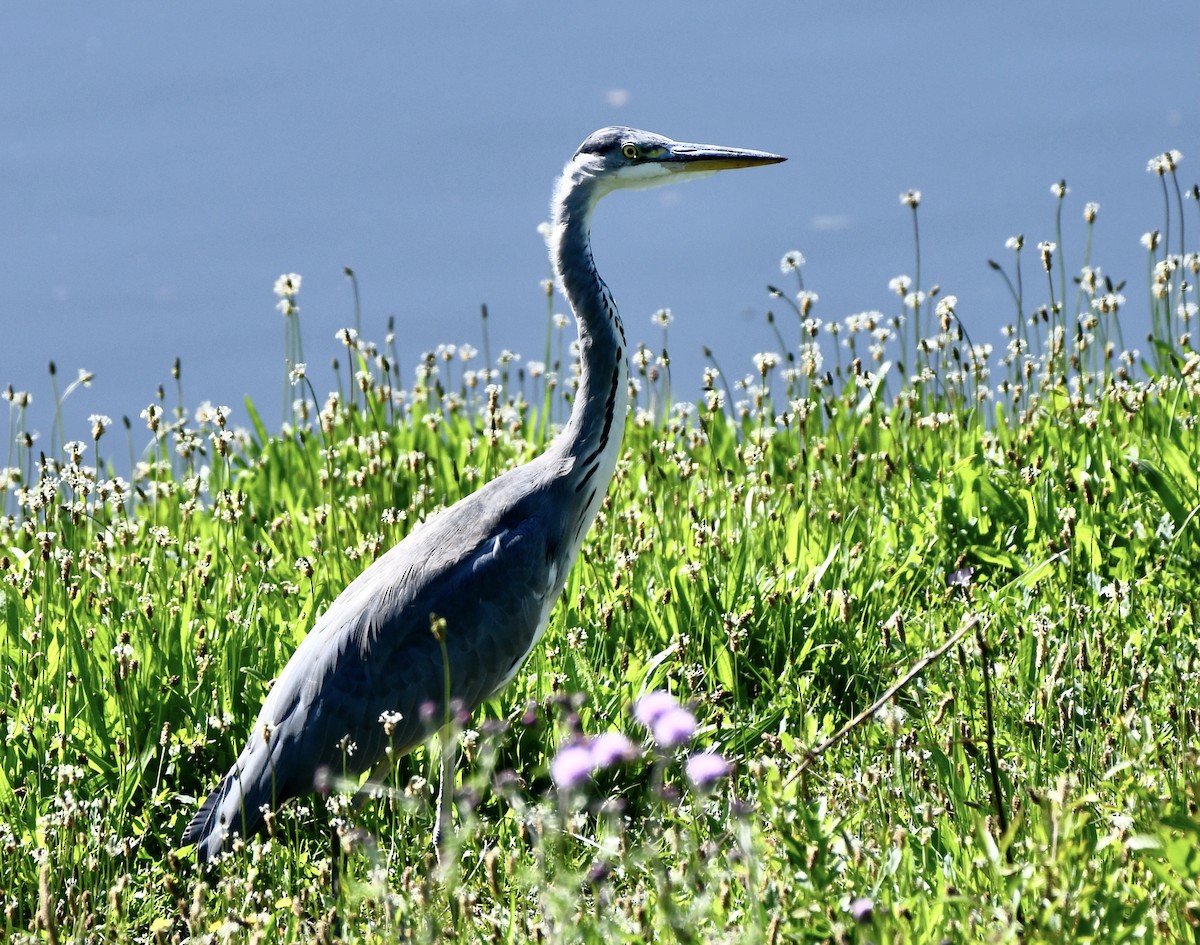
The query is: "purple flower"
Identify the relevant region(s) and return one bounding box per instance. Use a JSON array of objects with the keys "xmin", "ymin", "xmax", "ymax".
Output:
[
  {"xmin": 634, "ymin": 690, "xmax": 680, "ymax": 728},
  {"xmin": 651, "ymin": 707, "xmax": 697, "ymax": 748},
  {"xmin": 550, "ymin": 743, "xmax": 594, "ymax": 790},
  {"xmin": 520, "ymin": 701, "xmax": 538, "ymax": 727},
  {"xmin": 849, "ymin": 896, "xmax": 874, "ymax": 924},
  {"xmin": 590, "ymin": 731, "xmax": 640, "ymax": 769},
  {"xmin": 552, "ymin": 729, "xmax": 644, "ymax": 792},
  {"xmin": 685, "ymin": 750, "xmax": 732, "ymax": 788},
  {"xmin": 947, "ymin": 566, "xmax": 974, "ymax": 589}
]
